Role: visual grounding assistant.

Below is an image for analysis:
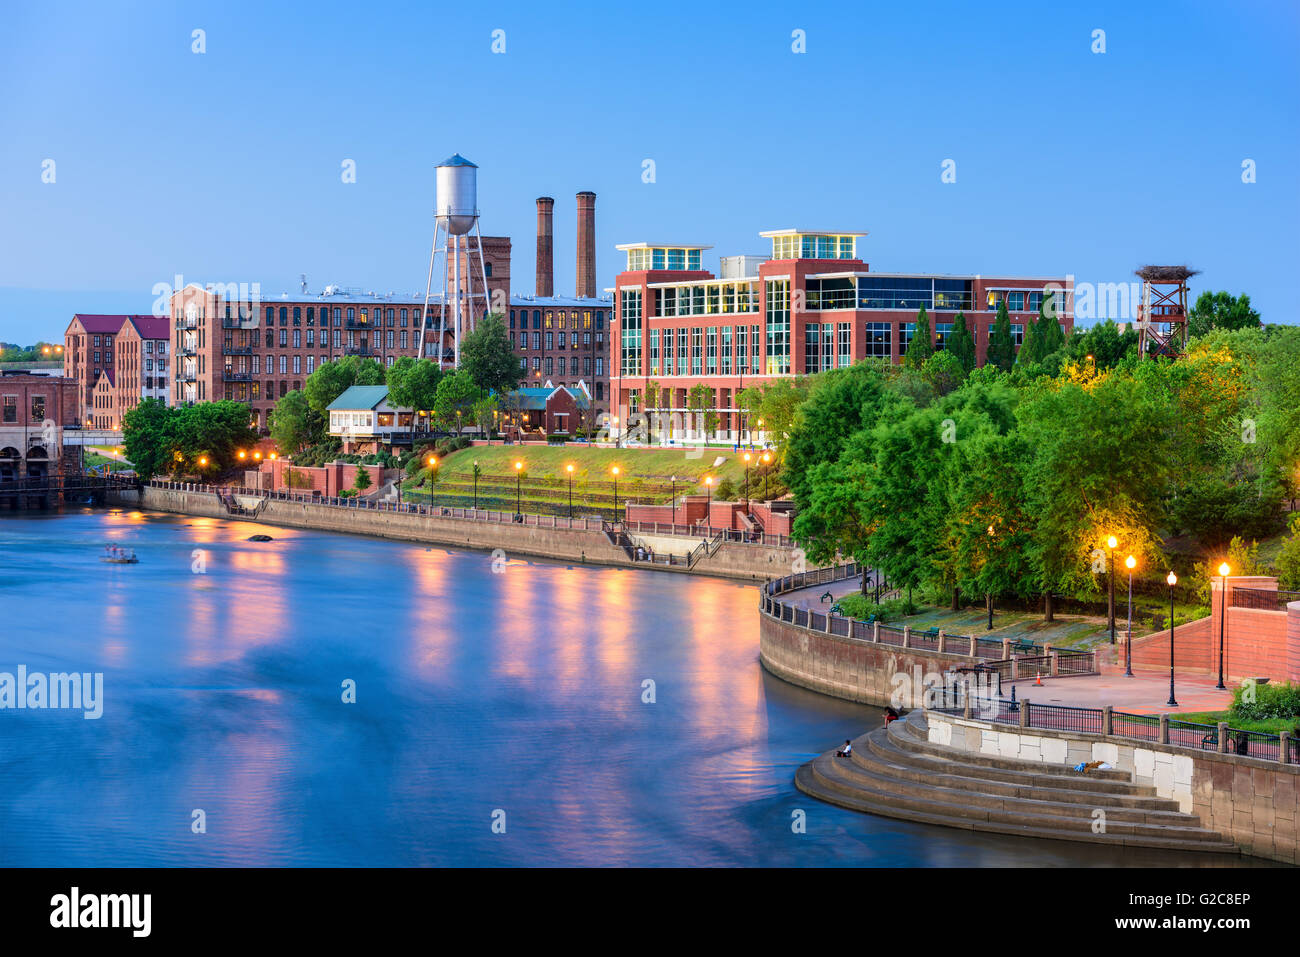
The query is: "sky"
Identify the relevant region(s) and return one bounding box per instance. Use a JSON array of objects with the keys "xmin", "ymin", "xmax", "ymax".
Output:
[{"xmin": 1, "ymin": 0, "xmax": 1296, "ymax": 343}]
